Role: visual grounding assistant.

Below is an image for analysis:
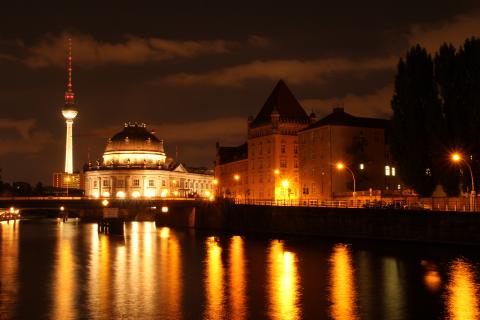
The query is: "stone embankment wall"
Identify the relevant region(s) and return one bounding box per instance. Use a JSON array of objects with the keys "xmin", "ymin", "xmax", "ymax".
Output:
[{"xmin": 157, "ymin": 201, "xmax": 480, "ymax": 245}]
